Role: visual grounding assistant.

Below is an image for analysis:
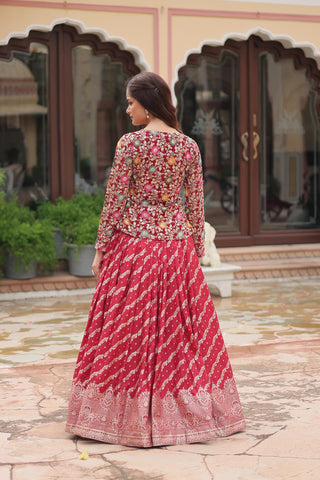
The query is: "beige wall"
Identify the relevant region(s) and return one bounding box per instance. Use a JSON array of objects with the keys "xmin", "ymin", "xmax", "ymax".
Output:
[{"xmin": 1, "ymin": 0, "xmax": 320, "ymax": 82}]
